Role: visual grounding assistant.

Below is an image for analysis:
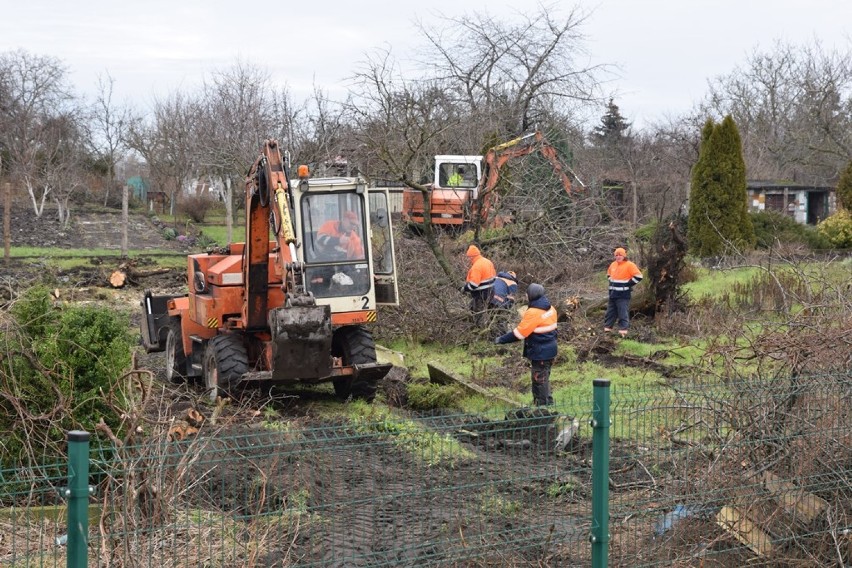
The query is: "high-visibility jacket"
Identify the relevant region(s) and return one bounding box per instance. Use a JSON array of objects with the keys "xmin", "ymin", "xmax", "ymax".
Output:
[
  {"xmin": 317, "ymin": 220, "xmax": 364, "ymax": 259},
  {"xmin": 464, "ymin": 254, "xmax": 496, "ymax": 293},
  {"xmin": 495, "ymin": 296, "xmax": 558, "ymax": 361},
  {"xmin": 607, "ymin": 259, "xmax": 643, "ymax": 299}
]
